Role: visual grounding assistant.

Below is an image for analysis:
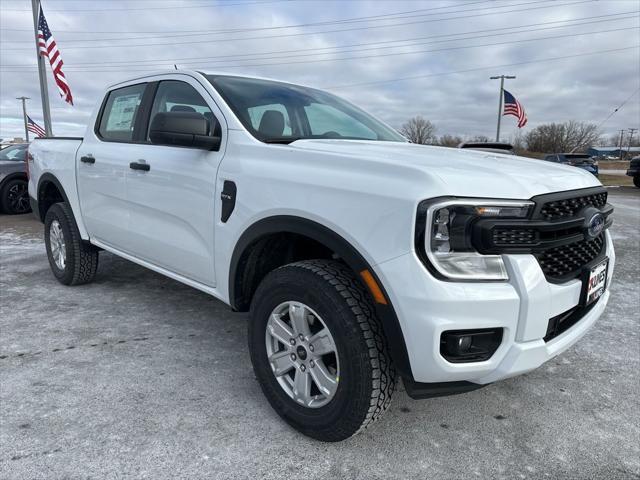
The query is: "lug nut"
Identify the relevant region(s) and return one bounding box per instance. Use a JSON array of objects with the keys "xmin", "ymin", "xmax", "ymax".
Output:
[
  {"xmin": 309, "ymin": 360, "xmax": 315, "ymax": 368},
  {"xmin": 298, "ymin": 334, "xmax": 305, "ymax": 341},
  {"xmin": 290, "ymin": 353, "xmax": 296, "ymax": 361},
  {"xmin": 300, "ymin": 364, "xmax": 306, "ymax": 372},
  {"xmin": 309, "ymin": 344, "xmax": 314, "ymax": 352},
  {"xmin": 289, "ymin": 338, "xmax": 296, "ymax": 345}
]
